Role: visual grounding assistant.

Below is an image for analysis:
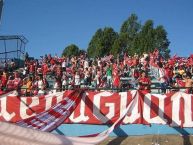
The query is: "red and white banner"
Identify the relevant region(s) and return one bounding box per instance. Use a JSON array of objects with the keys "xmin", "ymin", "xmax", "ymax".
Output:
[
  {"xmin": 0, "ymin": 90, "xmax": 136, "ymax": 145},
  {"xmin": 1, "ymin": 90, "xmax": 193, "ymax": 128},
  {"xmin": 1, "ymin": 90, "xmax": 193, "ymax": 145},
  {"xmin": 16, "ymin": 90, "xmax": 83, "ymax": 132},
  {"xmin": 0, "ymin": 121, "xmax": 110, "ymax": 145},
  {"xmin": 0, "ymin": 90, "xmax": 77, "ymax": 122},
  {"xmin": 65, "ymin": 90, "xmax": 193, "ymax": 128}
]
